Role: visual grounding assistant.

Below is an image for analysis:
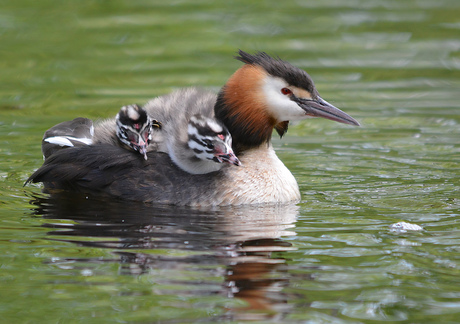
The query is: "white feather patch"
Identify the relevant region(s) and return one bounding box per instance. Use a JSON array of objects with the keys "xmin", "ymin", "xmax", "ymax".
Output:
[
  {"xmin": 187, "ymin": 140, "xmax": 204, "ymax": 151},
  {"xmin": 187, "ymin": 124, "xmax": 199, "ymax": 137},
  {"xmin": 206, "ymin": 119, "xmax": 223, "ymax": 133},
  {"xmin": 262, "ymin": 76, "xmax": 308, "ymax": 121},
  {"xmin": 127, "ymin": 106, "xmax": 140, "ymax": 120},
  {"xmin": 44, "ymin": 136, "xmax": 93, "ymax": 147}
]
